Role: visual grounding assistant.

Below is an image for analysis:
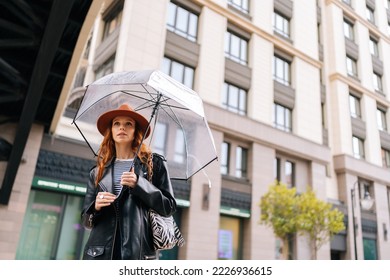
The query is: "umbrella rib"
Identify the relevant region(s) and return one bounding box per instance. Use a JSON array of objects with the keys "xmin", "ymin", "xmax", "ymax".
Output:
[{"xmin": 158, "ymin": 98, "xmax": 191, "ymax": 178}]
